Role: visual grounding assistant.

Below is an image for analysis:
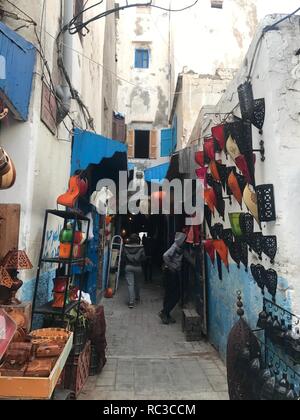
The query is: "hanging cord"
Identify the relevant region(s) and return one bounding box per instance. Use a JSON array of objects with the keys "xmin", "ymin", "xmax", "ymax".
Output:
[{"xmin": 68, "ymin": 0, "xmax": 199, "ymax": 35}]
